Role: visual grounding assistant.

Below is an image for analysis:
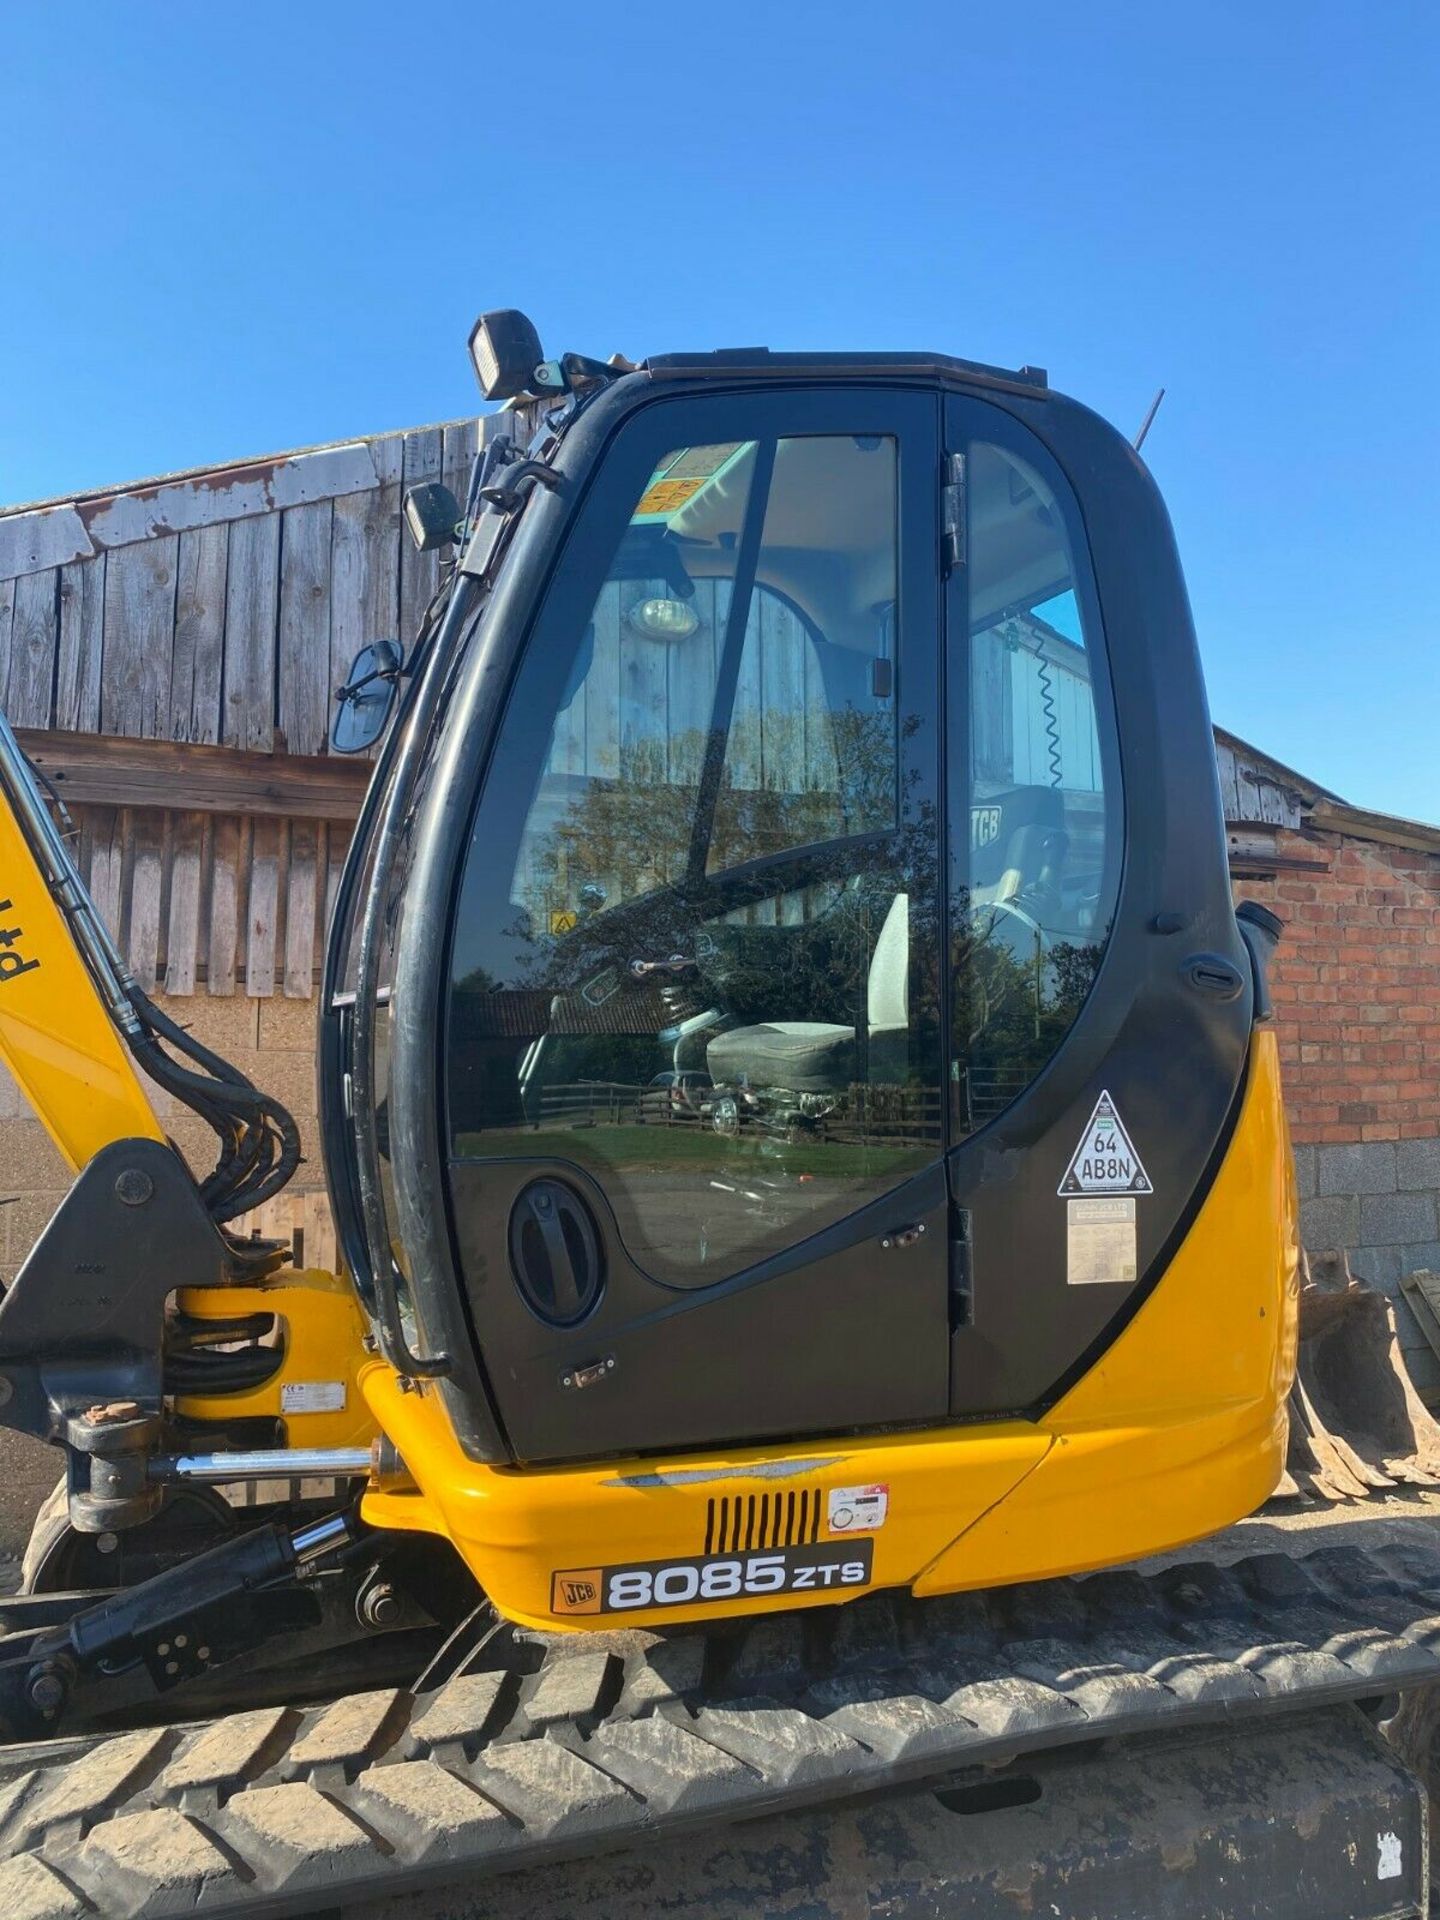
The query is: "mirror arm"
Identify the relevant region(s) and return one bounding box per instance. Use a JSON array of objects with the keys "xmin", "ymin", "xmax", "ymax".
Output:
[
  {"xmin": 335, "ymin": 662, "xmax": 400, "ymax": 704},
  {"xmin": 478, "ymin": 460, "xmax": 562, "ymax": 513}
]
